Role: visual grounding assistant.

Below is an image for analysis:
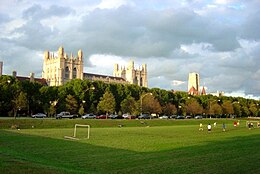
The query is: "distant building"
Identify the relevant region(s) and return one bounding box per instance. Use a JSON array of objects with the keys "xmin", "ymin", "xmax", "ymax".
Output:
[
  {"xmin": 42, "ymin": 46, "xmax": 84, "ymax": 86},
  {"xmin": 209, "ymin": 91, "xmax": 224, "ymax": 97},
  {"xmin": 113, "ymin": 60, "xmax": 148, "ymax": 87},
  {"xmin": 187, "ymin": 72, "xmax": 207, "ymax": 95},
  {"xmin": 188, "ymin": 72, "xmax": 200, "ymax": 95},
  {"xmin": 42, "ymin": 46, "xmax": 148, "ymax": 87}
]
